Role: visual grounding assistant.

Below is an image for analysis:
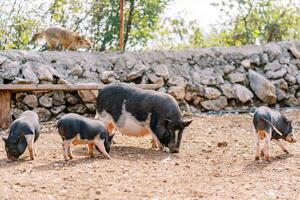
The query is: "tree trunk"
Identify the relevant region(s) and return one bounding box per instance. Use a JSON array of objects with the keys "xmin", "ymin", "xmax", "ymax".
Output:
[{"xmin": 124, "ymin": 0, "xmax": 135, "ymax": 49}]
